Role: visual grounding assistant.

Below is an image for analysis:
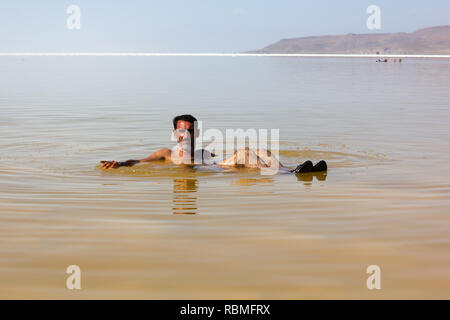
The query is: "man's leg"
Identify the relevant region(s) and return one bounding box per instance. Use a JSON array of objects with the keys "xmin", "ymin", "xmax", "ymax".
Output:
[
  {"xmin": 219, "ymin": 147, "xmax": 284, "ymax": 169},
  {"xmin": 219, "ymin": 147, "xmax": 327, "ymax": 174}
]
